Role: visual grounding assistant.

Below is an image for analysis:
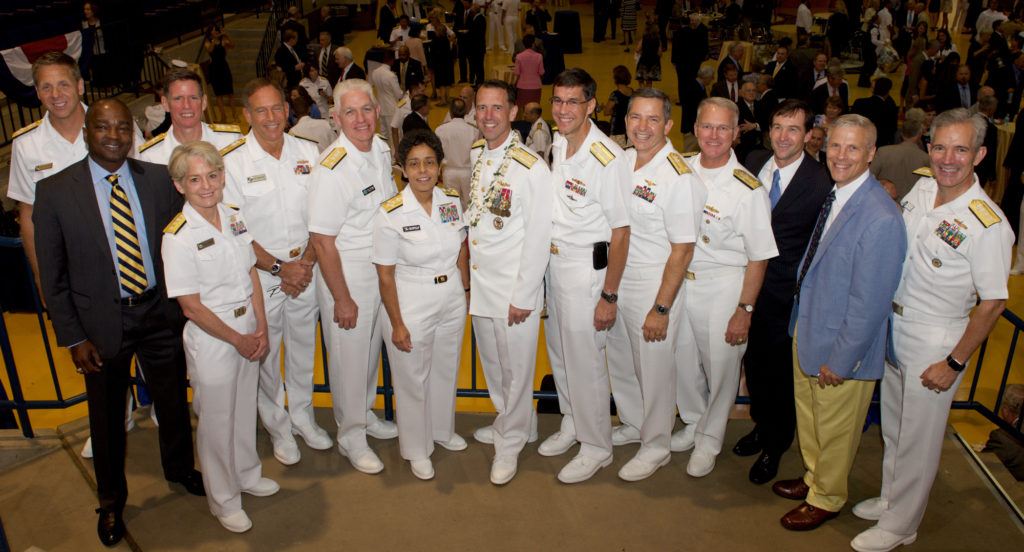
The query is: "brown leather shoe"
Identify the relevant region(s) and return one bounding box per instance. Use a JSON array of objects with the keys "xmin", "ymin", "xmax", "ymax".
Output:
[
  {"xmin": 780, "ymin": 501, "xmax": 839, "ymax": 531},
  {"xmin": 772, "ymin": 478, "xmax": 809, "ymax": 500}
]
